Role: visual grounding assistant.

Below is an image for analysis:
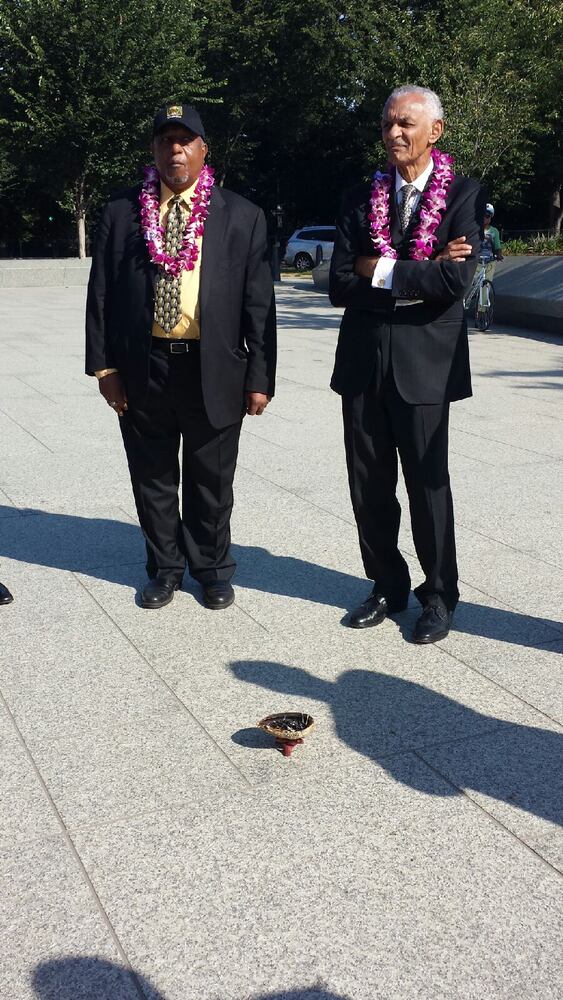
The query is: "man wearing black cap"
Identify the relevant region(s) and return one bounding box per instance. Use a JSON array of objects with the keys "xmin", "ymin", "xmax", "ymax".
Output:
[{"xmin": 86, "ymin": 104, "xmax": 276, "ymax": 609}]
